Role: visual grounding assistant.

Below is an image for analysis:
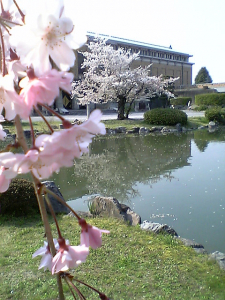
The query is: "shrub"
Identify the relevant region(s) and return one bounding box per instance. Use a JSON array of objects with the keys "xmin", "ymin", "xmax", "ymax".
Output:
[
  {"xmin": 144, "ymin": 108, "xmax": 187, "ymax": 126},
  {"xmin": 0, "ymin": 178, "xmax": 39, "ymax": 216},
  {"xmin": 193, "ymin": 105, "xmax": 208, "ymax": 111},
  {"xmin": 170, "ymin": 97, "xmax": 191, "ymax": 106},
  {"xmin": 195, "ymin": 93, "xmax": 225, "ymax": 106},
  {"xmin": 205, "ymin": 107, "xmax": 225, "ymax": 124}
]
